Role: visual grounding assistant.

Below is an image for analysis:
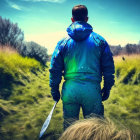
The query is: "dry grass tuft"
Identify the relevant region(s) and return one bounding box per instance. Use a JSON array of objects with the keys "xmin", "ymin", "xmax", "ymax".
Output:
[
  {"xmin": 59, "ymin": 117, "xmax": 135, "ymax": 140},
  {"xmin": 0, "ymin": 45, "xmax": 17, "ymax": 54}
]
